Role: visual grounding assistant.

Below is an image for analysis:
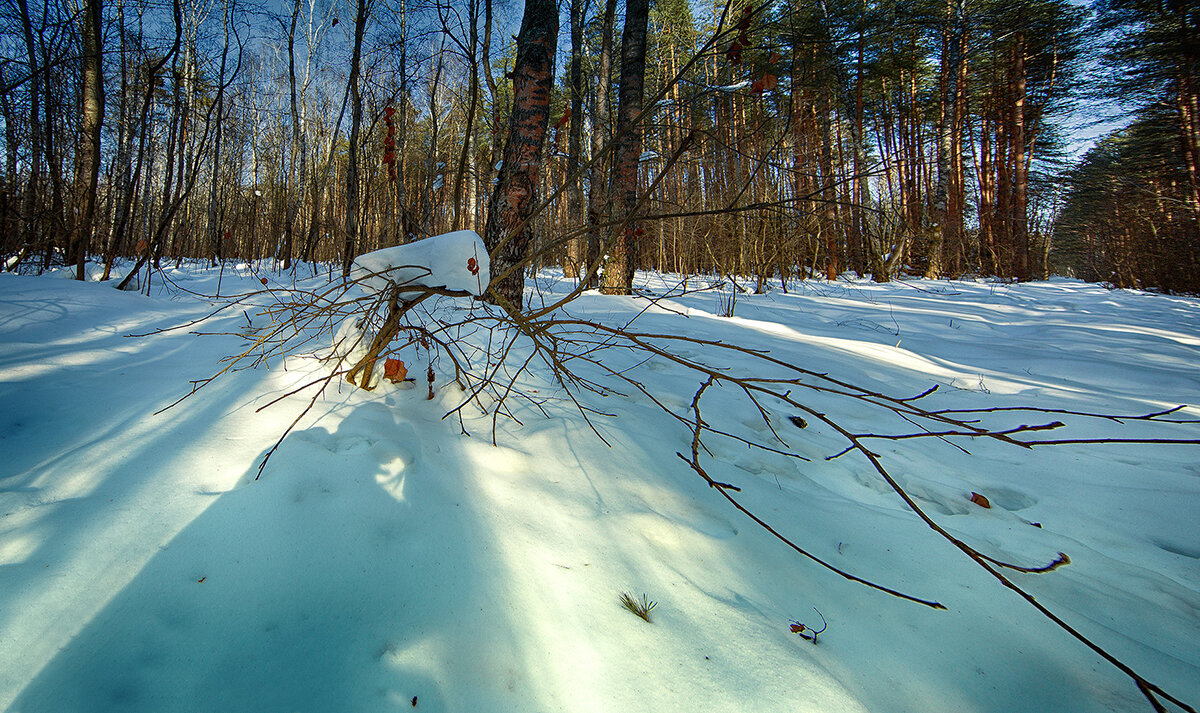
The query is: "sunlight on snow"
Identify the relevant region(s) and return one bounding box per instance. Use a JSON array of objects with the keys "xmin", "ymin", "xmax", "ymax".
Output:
[
  {"xmin": 374, "ymin": 463, "xmax": 408, "ymax": 503},
  {"xmin": 455, "ymin": 420, "xmax": 873, "ymax": 713},
  {"xmin": 0, "ymin": 346, "xmax": 139, "ymax": 382},
  {"xmin": 0, "ymin": 534, "xmax": 36, "ymax": 566}
]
